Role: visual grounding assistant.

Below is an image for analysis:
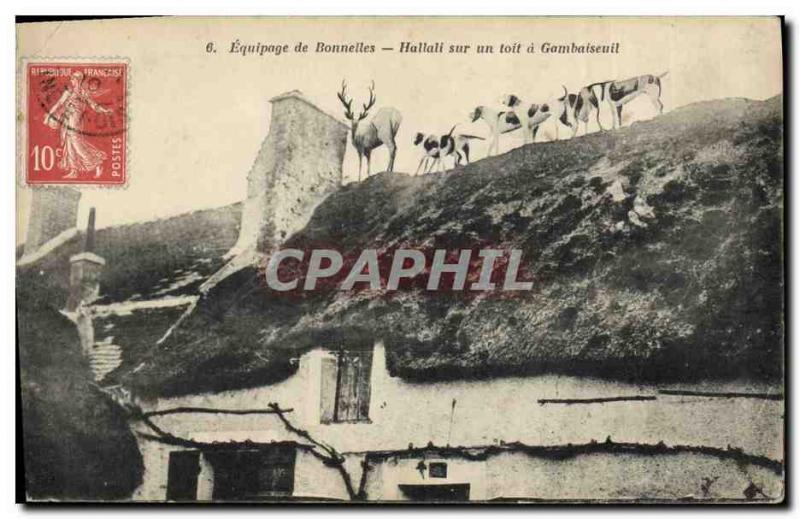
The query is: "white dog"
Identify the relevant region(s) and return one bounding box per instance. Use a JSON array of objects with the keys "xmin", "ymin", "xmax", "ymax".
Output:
[
  {"xmin": 599, "ymin": 72, "xmax": 668, "ymax": 128},
  {"xmin": 469, "ymin": 106, "xmax": 521, "ymax": 156}
]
